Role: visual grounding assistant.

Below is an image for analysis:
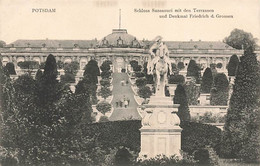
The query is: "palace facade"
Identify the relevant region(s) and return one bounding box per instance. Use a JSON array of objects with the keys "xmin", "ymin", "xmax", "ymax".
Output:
[{"xmin": 0, "ymin": 29, "xmax": 243, "ymax": 76}]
